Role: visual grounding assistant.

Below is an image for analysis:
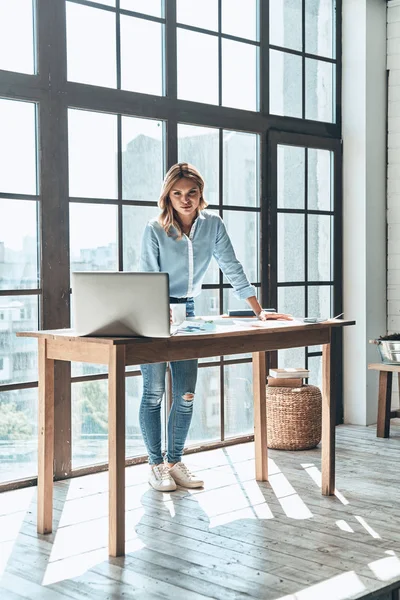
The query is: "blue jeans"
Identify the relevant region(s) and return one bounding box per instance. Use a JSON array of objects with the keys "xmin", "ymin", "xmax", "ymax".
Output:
[{"xmin": 139, "ymin": 297, "xmax": 198, "ymax": 464}]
